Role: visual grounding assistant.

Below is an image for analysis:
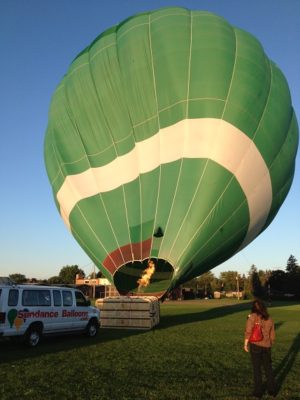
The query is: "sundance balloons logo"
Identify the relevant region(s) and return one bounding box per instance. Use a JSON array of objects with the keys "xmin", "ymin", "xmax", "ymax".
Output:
[{"xmin": 7, "ymin": 309, "xmax": 24, "ymax": 331}]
